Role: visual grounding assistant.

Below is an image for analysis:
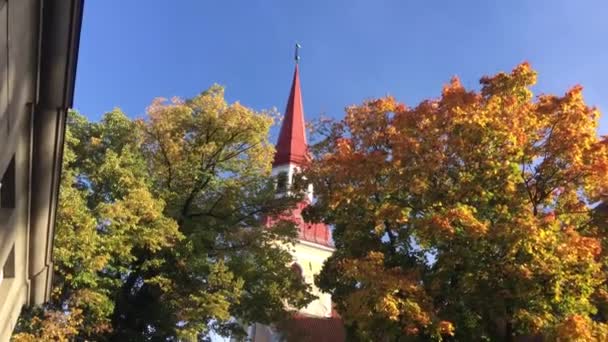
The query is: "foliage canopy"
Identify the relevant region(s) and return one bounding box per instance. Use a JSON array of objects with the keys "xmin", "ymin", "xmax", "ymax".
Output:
[
  {"xmin": 14, "ymin": 85, "xmax": 312, "ymax": 341},
  {"xmin": 300, "ymin": 63, "xmax": 608, "ymax": 341}
]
